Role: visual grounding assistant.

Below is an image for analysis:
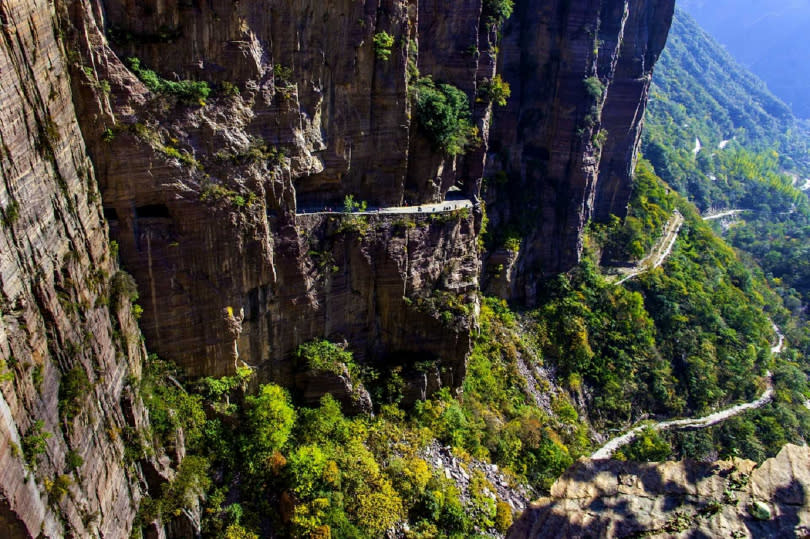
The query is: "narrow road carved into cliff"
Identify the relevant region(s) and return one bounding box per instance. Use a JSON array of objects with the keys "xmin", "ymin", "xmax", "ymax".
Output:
[
  {"xmin": 297, "ymin": 198, "xmax": 474, "ymax": 216},
  {"xmin": 612, "ymin": 211, "xmax": 684, "ymax": 285}
]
